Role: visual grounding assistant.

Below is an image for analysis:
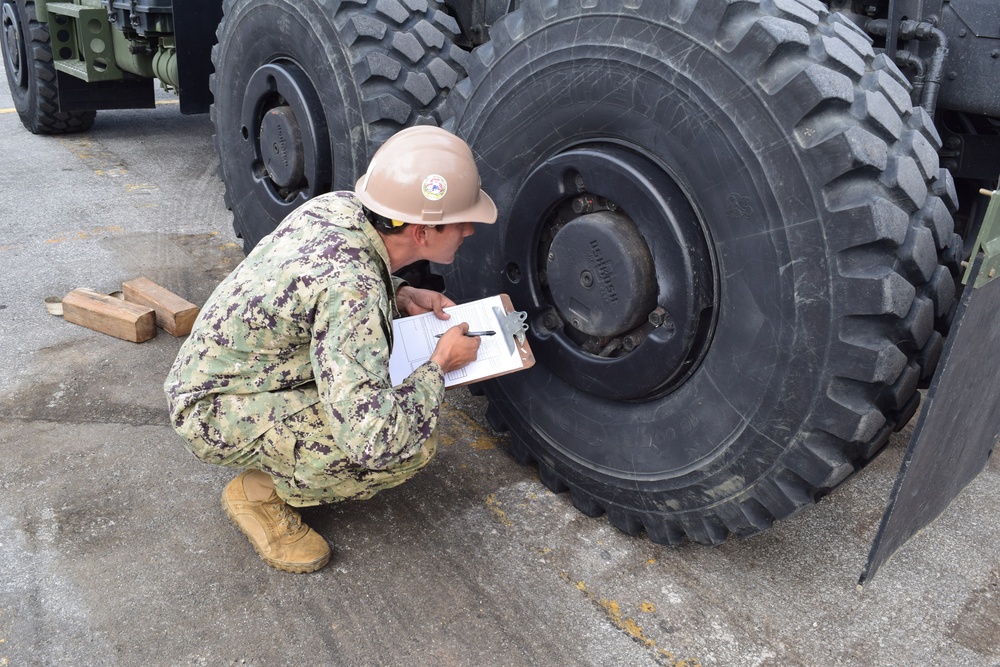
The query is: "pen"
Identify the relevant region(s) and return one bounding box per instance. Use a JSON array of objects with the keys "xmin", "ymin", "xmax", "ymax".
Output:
[{"xmin": 434, "ymin": 330, "xmax": 496, "ymax": 338}]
